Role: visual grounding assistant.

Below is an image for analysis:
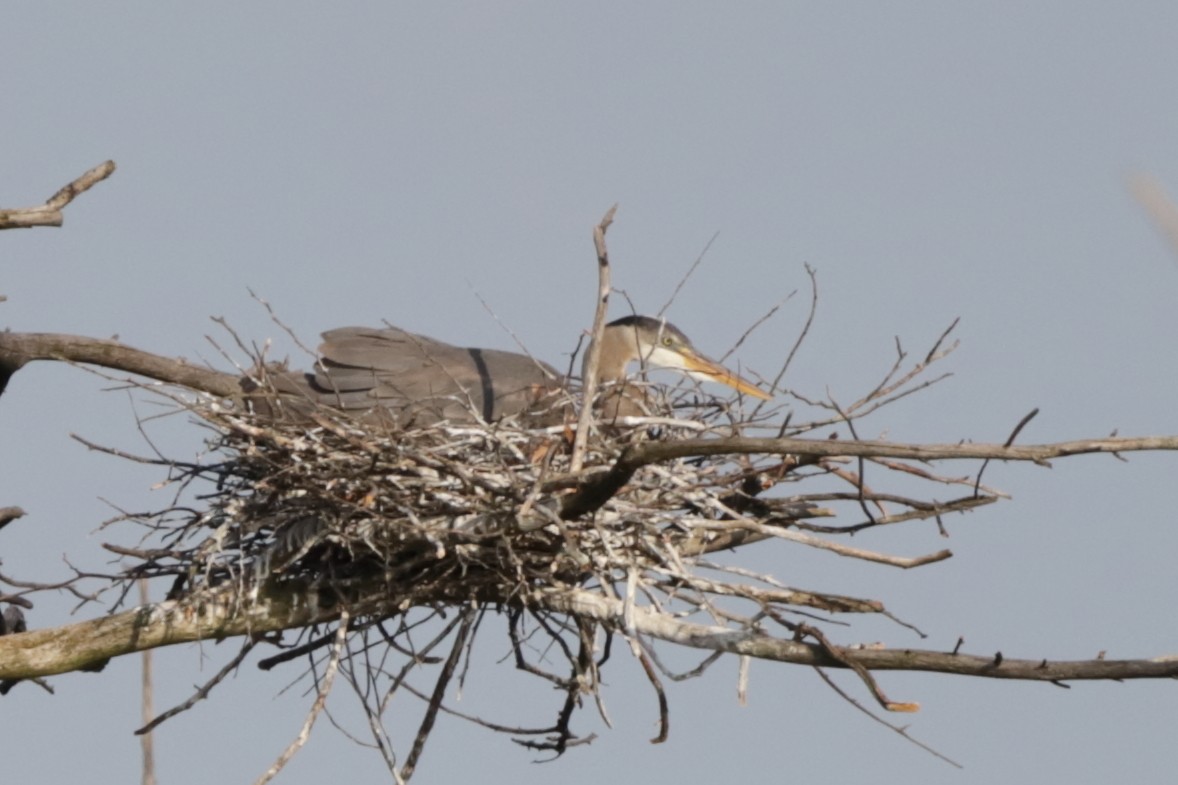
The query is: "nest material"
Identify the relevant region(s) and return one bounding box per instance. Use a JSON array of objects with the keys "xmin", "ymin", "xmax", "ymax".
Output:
[
  {"xmin": 143, "ymin": 386, "xmax": 818, "ymax": 616},
  {"xmin": 111, "ymin": 383, "xmax": 842, "ymax": 754}
]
